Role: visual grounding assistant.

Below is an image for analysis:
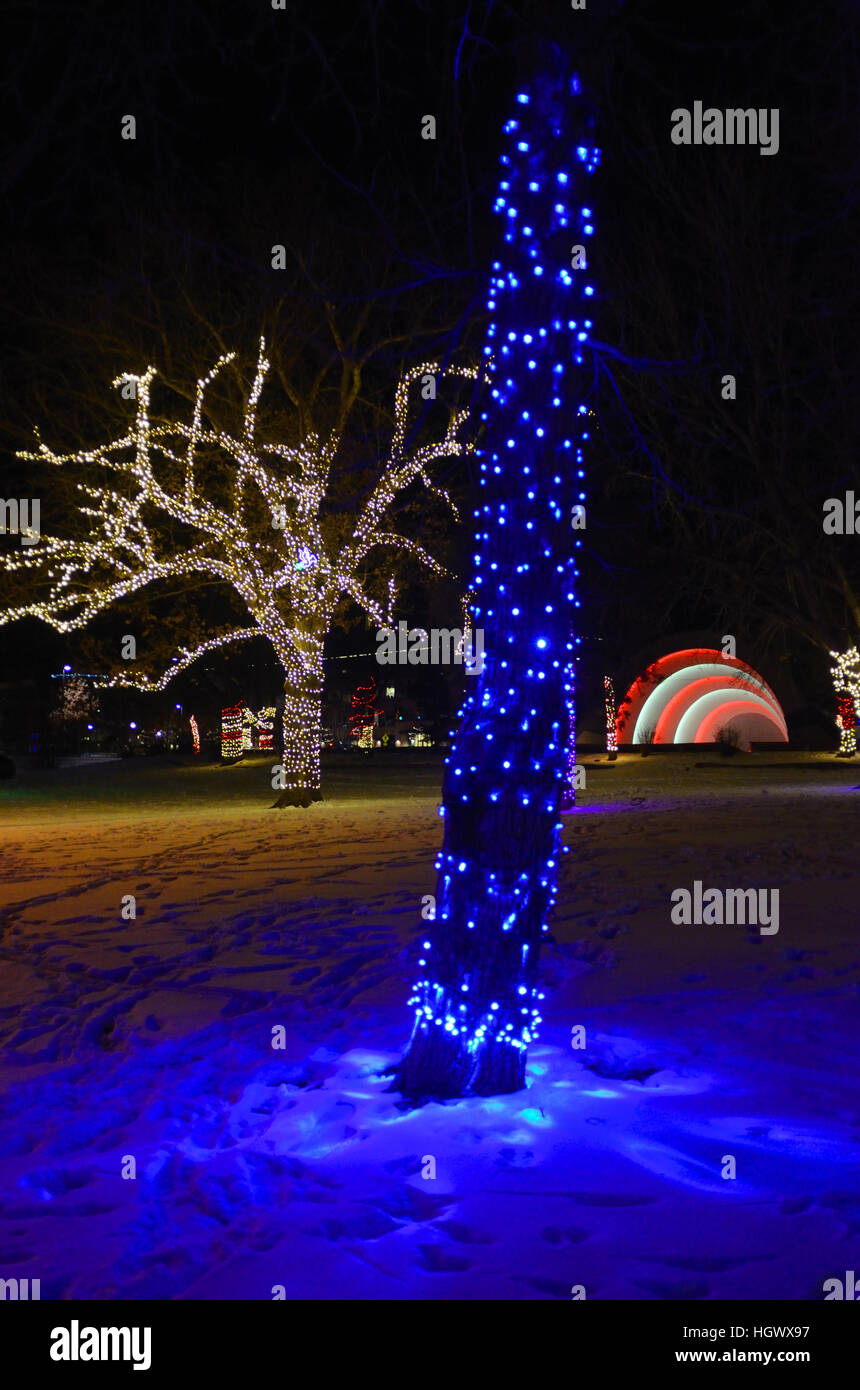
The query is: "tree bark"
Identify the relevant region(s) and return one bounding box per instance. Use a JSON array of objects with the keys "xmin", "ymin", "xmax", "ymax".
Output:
[
  {"xmin": 271, "ymin": 631, "xmax": 325, "ymax": 807},
  {"xmin": 394, "ymin": 60, "xmax": 596, "ymax": 1102}
]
